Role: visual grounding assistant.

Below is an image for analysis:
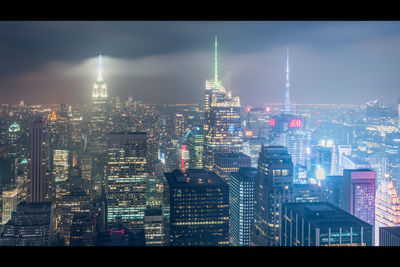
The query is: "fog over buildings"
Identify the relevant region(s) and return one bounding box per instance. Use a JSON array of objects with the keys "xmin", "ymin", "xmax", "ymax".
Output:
[{"xmin": 1, "ymin": 21, "xmax": 400, "ymax": 105}]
